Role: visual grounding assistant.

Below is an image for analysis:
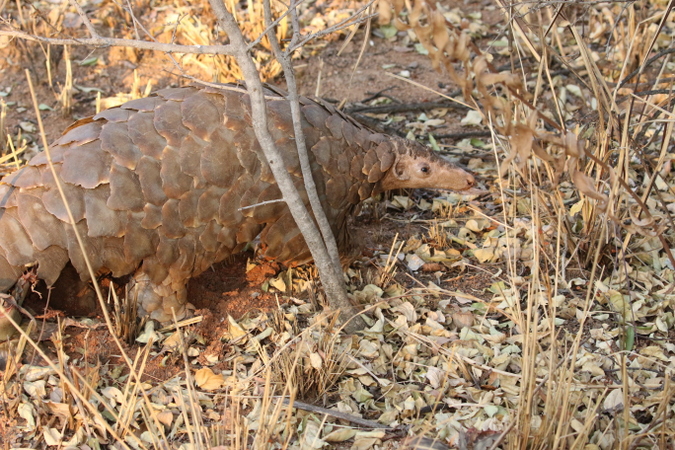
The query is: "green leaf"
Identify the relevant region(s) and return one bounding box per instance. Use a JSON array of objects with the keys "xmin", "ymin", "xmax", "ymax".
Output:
[
  {"xmin": 472, "ymin": 302, "xmax": 487, "ymax": 314},
  {"xmin": 378, "ymin": 25, "xmax": 398, "ymax": 39},
  {"xmin": 414, "ymin": 43, "xmax": 429, "ymax": 55},
  {"xmin": 488, "ymin": 281, "xmax": 507, "ymax": 295},
  {"xmin": 428, "ymin": 133, "xmax": 439, "ymax": 151},
  {"xmin": 75, "ymin": 85, "xmax": 105, "ymax": 93},
  {"xmin": 484, "ymin": 404, "xmax": 499, "ymax": 417},
  {"xmin": 78, "ymin": 56, "xmax": 99, "ymax": 66},
  {"xmin": 470, "ymin": 137, "xmax": 487, "ymax": 148}
]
